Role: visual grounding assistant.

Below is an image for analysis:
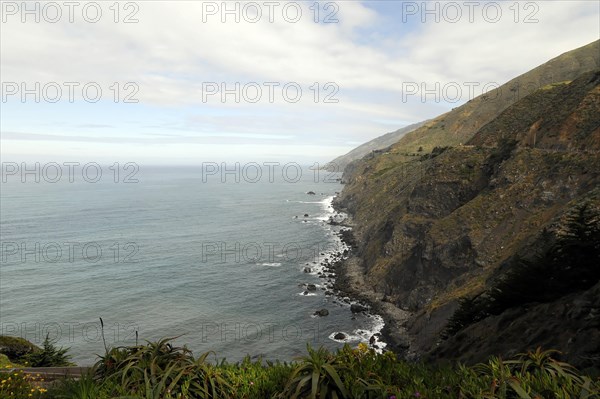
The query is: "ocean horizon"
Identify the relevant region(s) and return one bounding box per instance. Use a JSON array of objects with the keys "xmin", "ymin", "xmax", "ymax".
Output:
[{"xmin": 0, "ymin": 164, "xmax": 383, "ymax": 365}]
